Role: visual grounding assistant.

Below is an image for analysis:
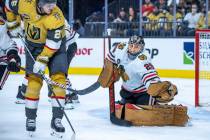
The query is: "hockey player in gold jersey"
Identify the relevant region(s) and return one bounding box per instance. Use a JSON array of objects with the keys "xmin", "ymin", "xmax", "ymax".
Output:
[{"xmin": 5, "ymin": 0, "xmax": 67, "ymax": 137}]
